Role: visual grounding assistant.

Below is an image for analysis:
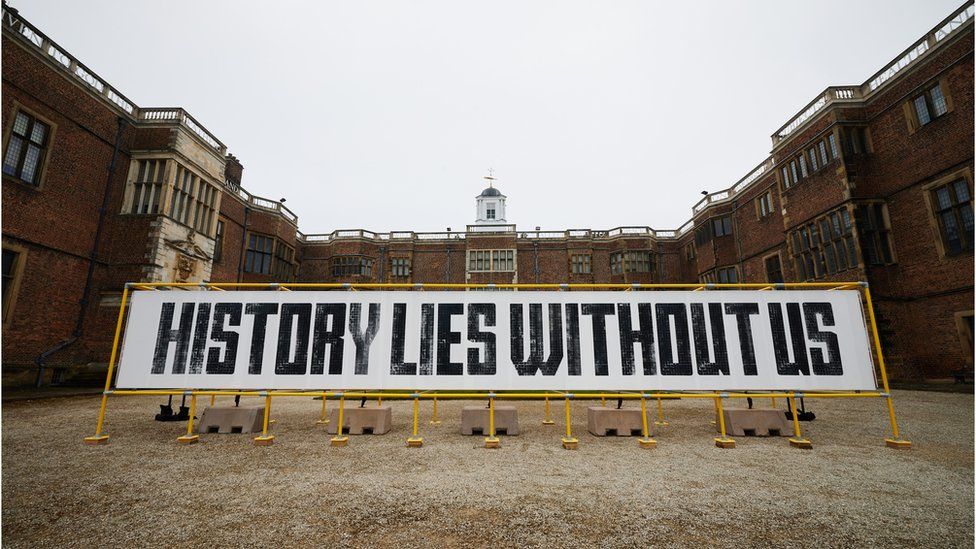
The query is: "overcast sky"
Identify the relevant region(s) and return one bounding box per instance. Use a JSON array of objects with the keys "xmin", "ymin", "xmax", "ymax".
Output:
[{"xmin": 13, "ymin": 0, "xmax": 964, "ymax": 233}]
